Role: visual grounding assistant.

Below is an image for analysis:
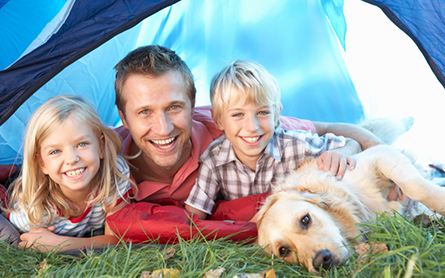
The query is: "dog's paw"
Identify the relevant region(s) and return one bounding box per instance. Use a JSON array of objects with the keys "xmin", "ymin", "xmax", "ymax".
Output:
[
  {"xmin": 430, "ymin": 177, "xmax": 445, "ymax": 187},
  {"xmin": 402, "ymin": 116, "xmax": 415, "ymax": 132}
]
